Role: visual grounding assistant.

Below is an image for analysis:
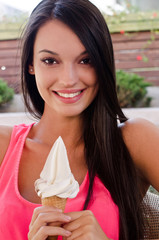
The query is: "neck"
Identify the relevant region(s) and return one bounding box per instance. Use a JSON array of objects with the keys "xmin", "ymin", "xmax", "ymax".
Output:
[{"xmin": 31, "ymin": 109, "xmax": 84, "ymax": 149}]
